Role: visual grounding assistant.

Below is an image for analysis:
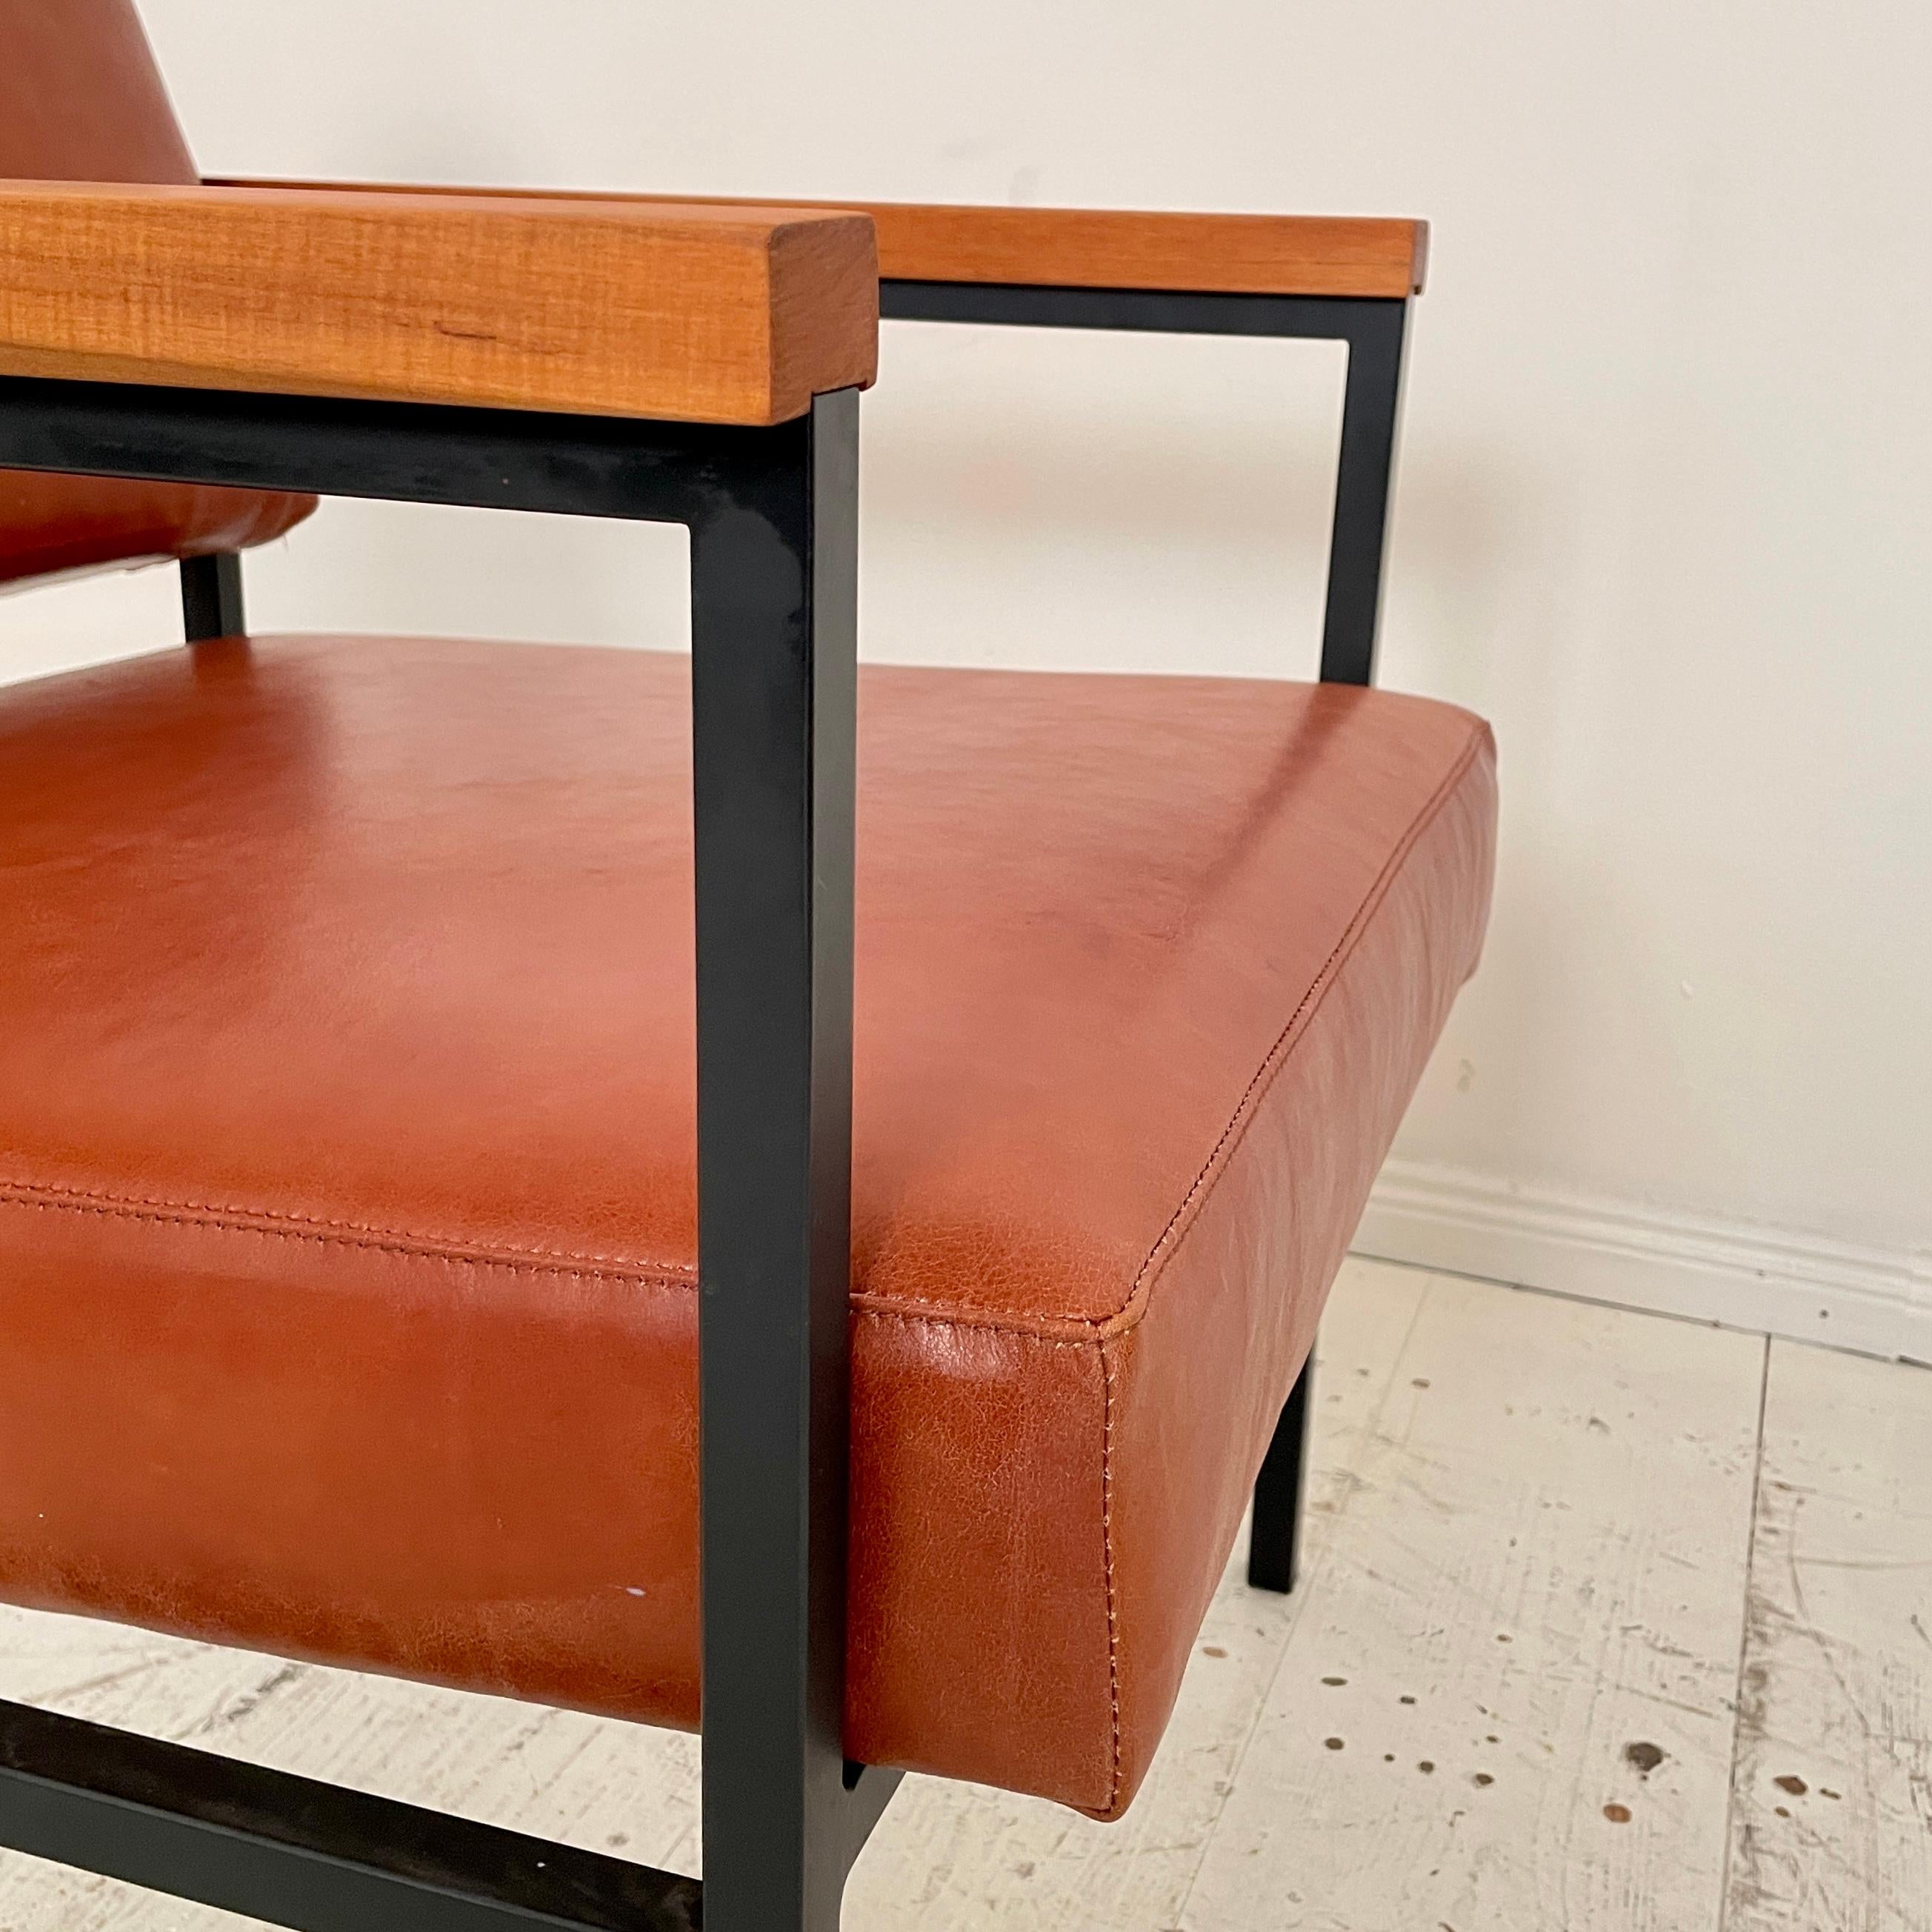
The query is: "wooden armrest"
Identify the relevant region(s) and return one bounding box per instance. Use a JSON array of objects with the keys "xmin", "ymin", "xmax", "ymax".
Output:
[
  {"xmin": 0, "ymin": 182, "xmax": 877, "ymax": 425},
  {"xmin": 212, "ymin": 180, "xmax": 1427, "ymax": 300},
  {"xmin": 820, "ymin": 201, "xmax": 1423, "ymax": 299}
]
